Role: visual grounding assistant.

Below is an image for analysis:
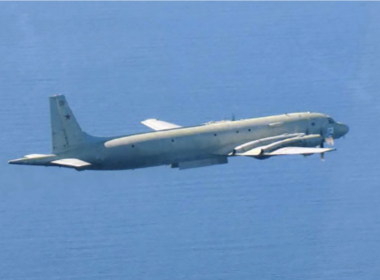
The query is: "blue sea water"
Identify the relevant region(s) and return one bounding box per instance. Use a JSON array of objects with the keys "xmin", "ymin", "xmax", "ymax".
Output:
[{"xmin": 1, "ymin": 2, "xmax": 380, "ymax": 280}]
